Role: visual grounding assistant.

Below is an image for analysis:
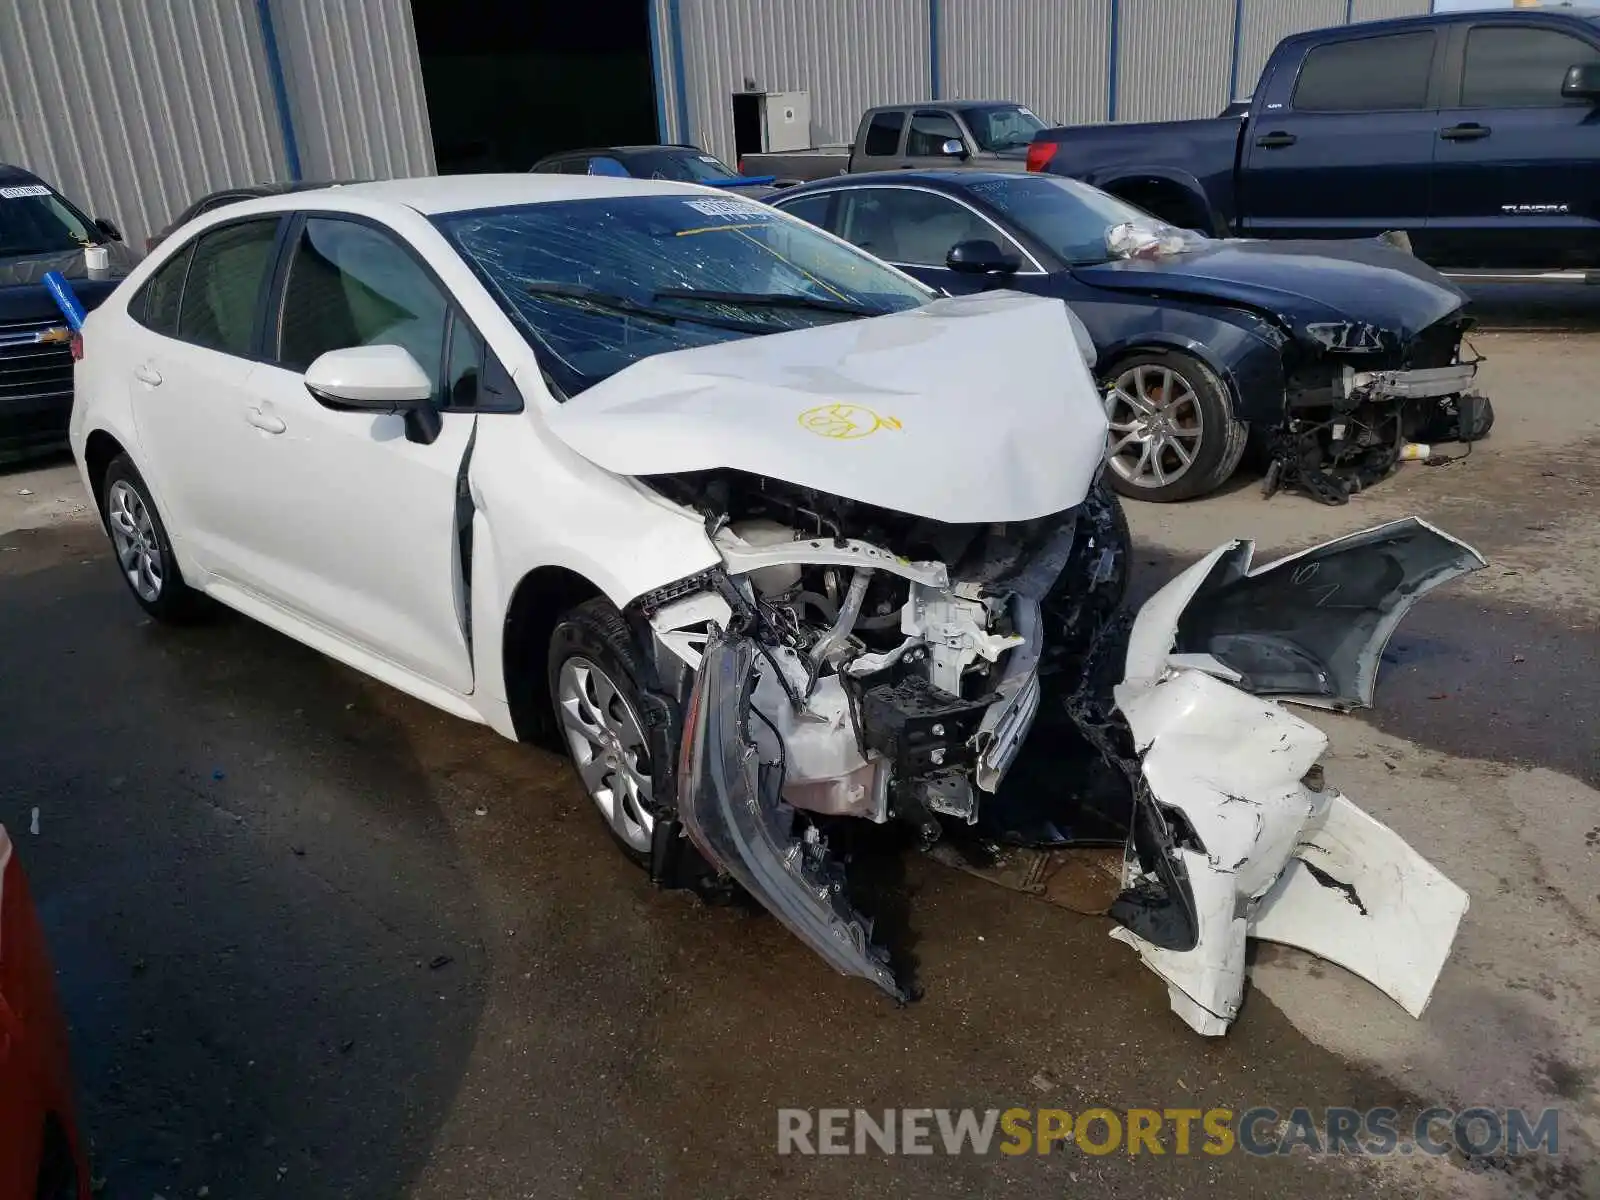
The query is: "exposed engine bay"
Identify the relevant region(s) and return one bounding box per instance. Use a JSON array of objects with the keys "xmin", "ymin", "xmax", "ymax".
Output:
[
  {"xmin": 622, "ymin": 464, "xmax": 1483, "ymax": 1036},
  {"xmin": 638, "ymin": 467, "xmax": 1130, "ymax": 829},
  {"xmin": 1268, "ymin": 311, "xmax": 1495, "ymax": 506}
]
